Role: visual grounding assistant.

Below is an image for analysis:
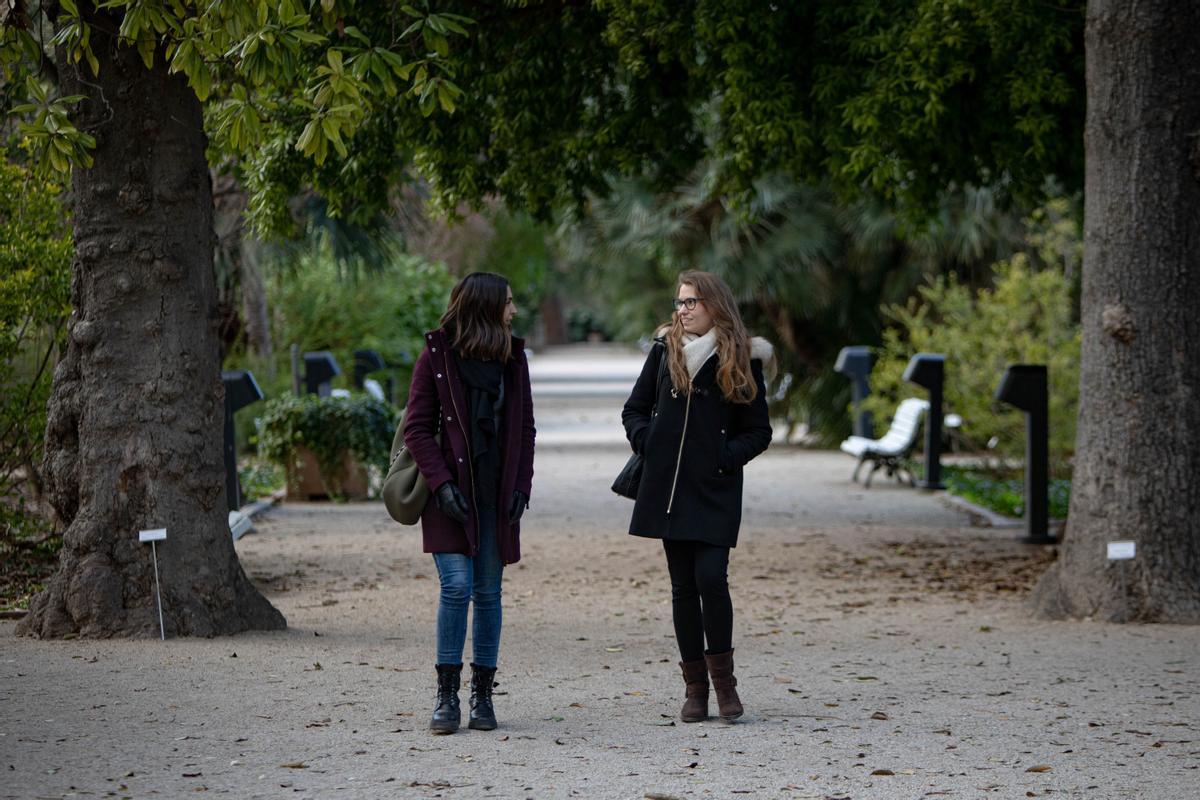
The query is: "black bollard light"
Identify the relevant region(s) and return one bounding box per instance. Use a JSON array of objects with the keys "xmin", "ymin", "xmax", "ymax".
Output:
[
  {"xmin": 902, "ymin": 353, "xmax": 946, "ymax": 489},
  {"xmin": 303, "ymin": 351, "xmax": 341, "ymax": 397},
  {"xmin": 995, "ymin": 364, "xmax": 1053, "ymax": 544},
  {"xmin": 835, "ymin": 345, "xmax": 875, "ymax": 438},
  {"xmin": 222, "ymin": 370, "xmax": 264, "ymax": 512},
  {"xmin": 353, "ymin": 349, "xmax": 386, "ymax": 390}
]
